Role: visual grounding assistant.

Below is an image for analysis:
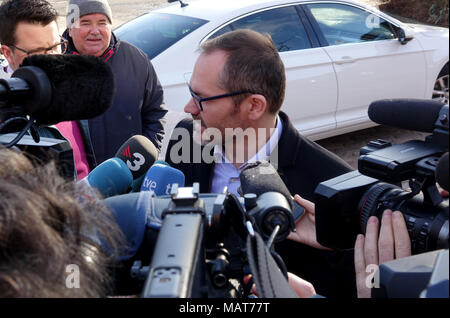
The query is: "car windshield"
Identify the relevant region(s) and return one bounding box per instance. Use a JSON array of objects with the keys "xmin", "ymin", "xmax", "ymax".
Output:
[{"xmin": 115, "ymin": 13, "xmax": 208, "ymax": 59}]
